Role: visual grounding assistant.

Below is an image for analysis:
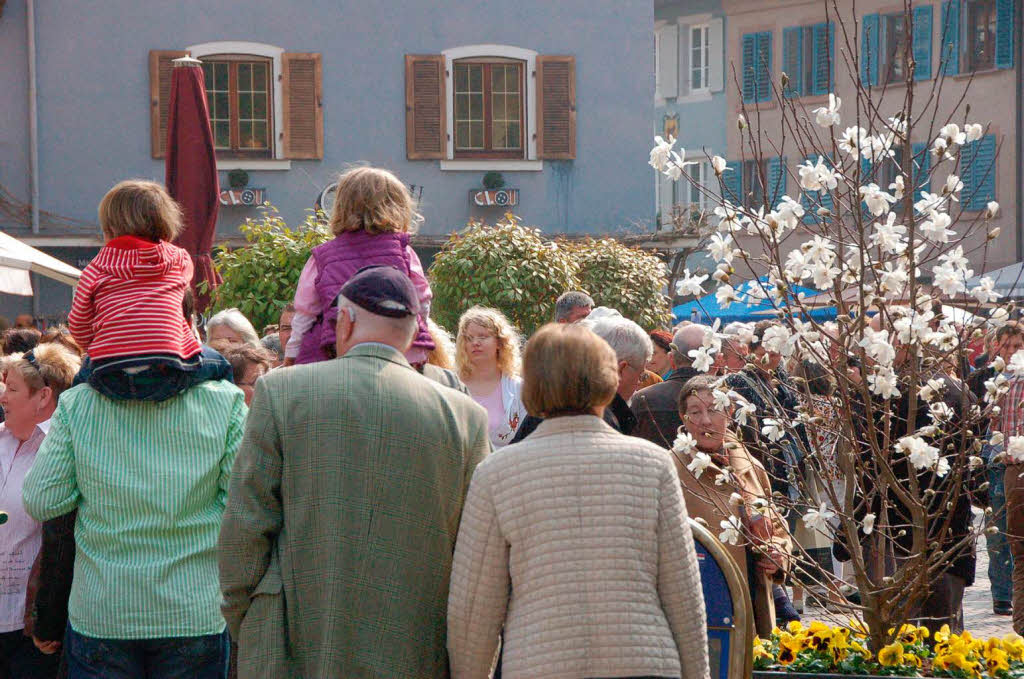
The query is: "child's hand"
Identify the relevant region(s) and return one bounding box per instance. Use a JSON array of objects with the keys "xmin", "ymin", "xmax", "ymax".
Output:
[{"xmin": 33, "ymin": 637, "xmax": 61, "ymax": 655}]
